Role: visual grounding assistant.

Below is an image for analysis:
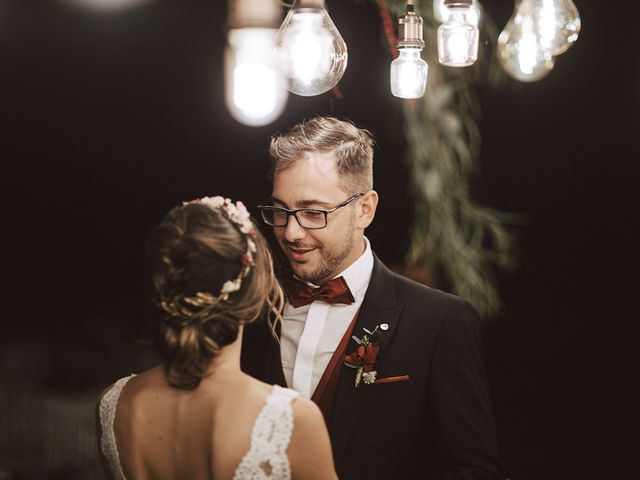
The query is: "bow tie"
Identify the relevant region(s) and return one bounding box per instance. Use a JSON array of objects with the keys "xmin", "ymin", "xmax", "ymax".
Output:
[{"xmin": 282, "ymin": 276, "xmax": 355, "ymax": 308}]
